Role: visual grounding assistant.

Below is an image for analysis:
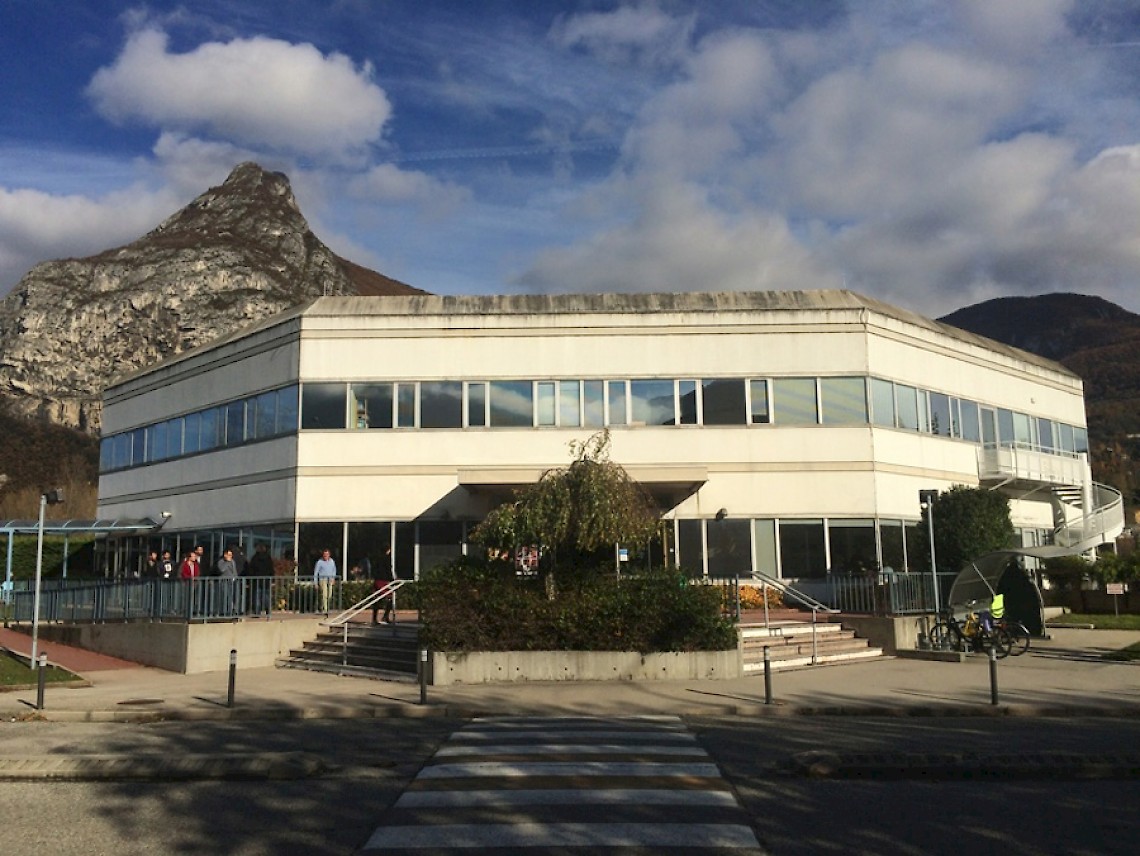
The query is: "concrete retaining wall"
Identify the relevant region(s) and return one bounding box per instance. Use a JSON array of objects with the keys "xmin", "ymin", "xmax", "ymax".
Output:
[
  {"xmin": 838, "ymin": 615, "xmax": 926, "ymax": 654},
  {"xmin": 35, "ymin": 619, "xmax": 324, "ymax": 674},
  {"xmin": 430, "ymin": 648, "xmax": 742, "ymax": 685}
]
